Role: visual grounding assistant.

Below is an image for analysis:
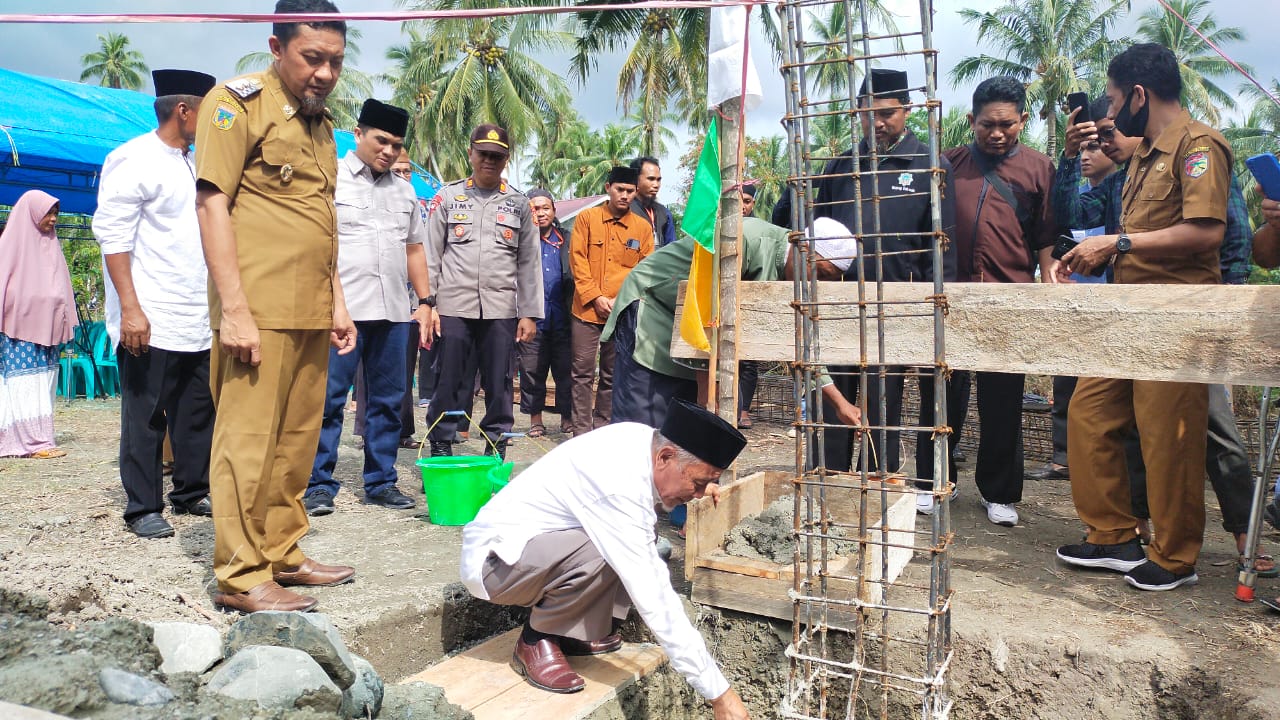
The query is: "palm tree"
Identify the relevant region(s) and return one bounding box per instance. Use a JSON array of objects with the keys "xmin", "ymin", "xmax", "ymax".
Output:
[
  {"xmin": 951, "ymin": 0, "xmax": 1129, "ymax": 158},
  {"xmin": 236, "ymin": 28, "xmax": 373, "ymax": 130},
  {"xmin": 744, "ymin": 134, "xmax": 788, "ymax": 220},
  {"xmin": 569, "ymin": 2, "xmax": 707, "ymax": 156},
  {"xmin": 543, "ymin": 122, "xmax": 645, "ymax": 198},
  {"xmin": 1135, "ymin": 0, "xmax": 1249, "ymax": 126},
  {"xmin": 80, "ymin": 32, "xmax": 148, "ymax": 90},
  {"xmin": 805, "ymin": 2, "xmax": 902, "ymax": 97},
  {"xmin": 941, "ymin": 106, "xmax": 974, "ymax": 151}
]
